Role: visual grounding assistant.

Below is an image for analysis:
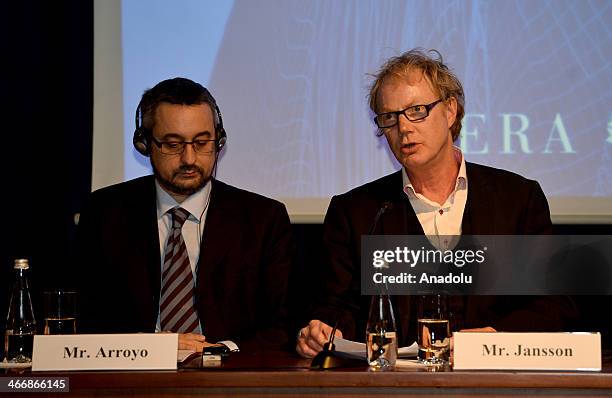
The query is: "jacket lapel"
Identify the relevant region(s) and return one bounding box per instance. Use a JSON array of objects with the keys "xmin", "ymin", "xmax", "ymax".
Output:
[
  {"xmin": 194, "ymin": 180, "xmax": 233, "ymax": 298},
  {"xmin": 131, "ymin": 177, "xmax": 161, "ymax": 327},
  {"xmin": 462, "ymin": 163, "xmax": 496, "ymax": 235},
  {"xmin": 377, "ymin": 170, "xmax": 424, "ymax": 235}
]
